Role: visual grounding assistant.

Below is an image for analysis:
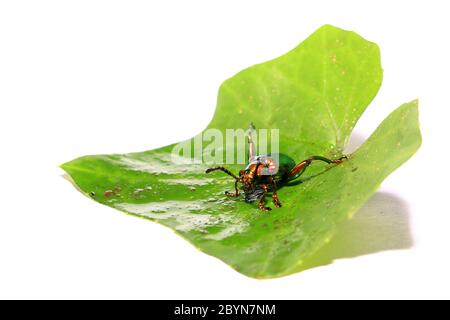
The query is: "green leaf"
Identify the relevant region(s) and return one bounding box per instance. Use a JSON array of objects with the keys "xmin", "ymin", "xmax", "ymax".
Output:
[{"xmin": 61, "ymin": 25, "xmax": 421, "ymax": 278}]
